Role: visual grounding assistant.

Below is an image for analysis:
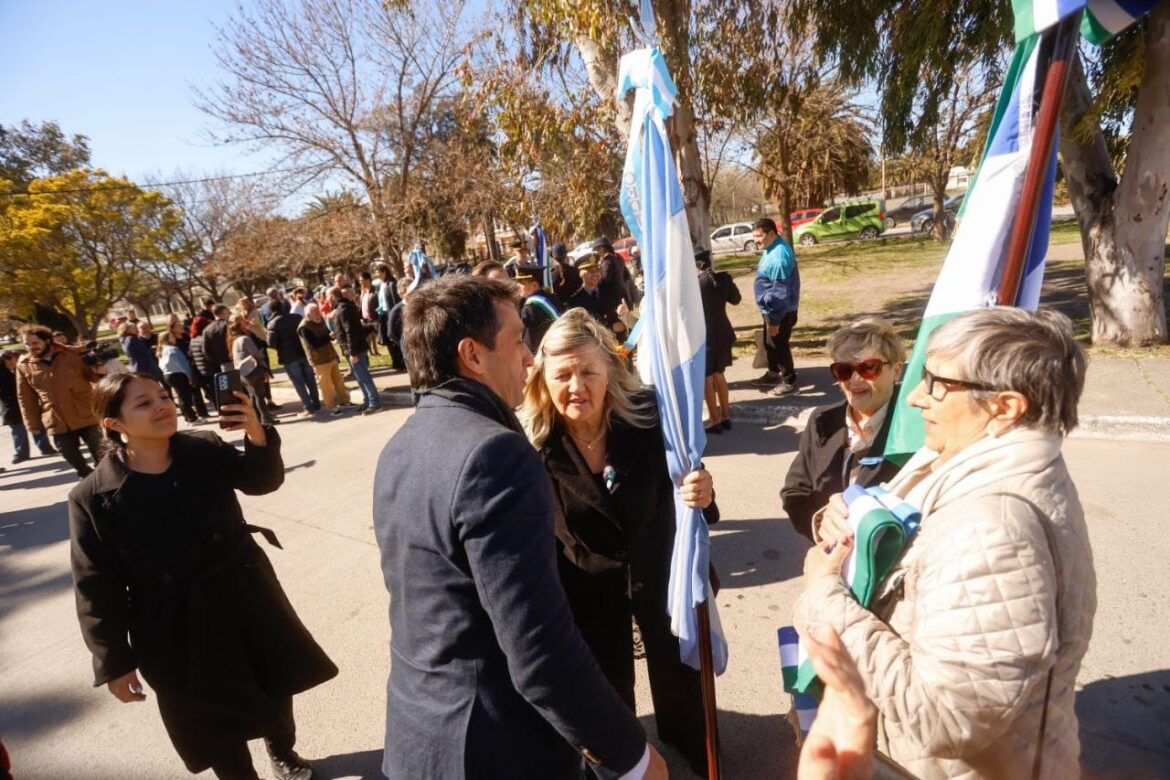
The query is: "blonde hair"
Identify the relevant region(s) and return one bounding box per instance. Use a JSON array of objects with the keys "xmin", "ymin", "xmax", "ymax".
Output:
[
  {"xmin": 522, "ymin": 308, "xmax": 655, "ymax": 450},
  {"xmin": 227, "ymin": 315, "xmax": 250, "ymax": 357},
  {"xmin": 825, "ymin": 318, "xmax": 907, "ymax": 366},
  {"xmin": 156, "ymin": 330, "xmax": 178, "ymax": 357}
]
